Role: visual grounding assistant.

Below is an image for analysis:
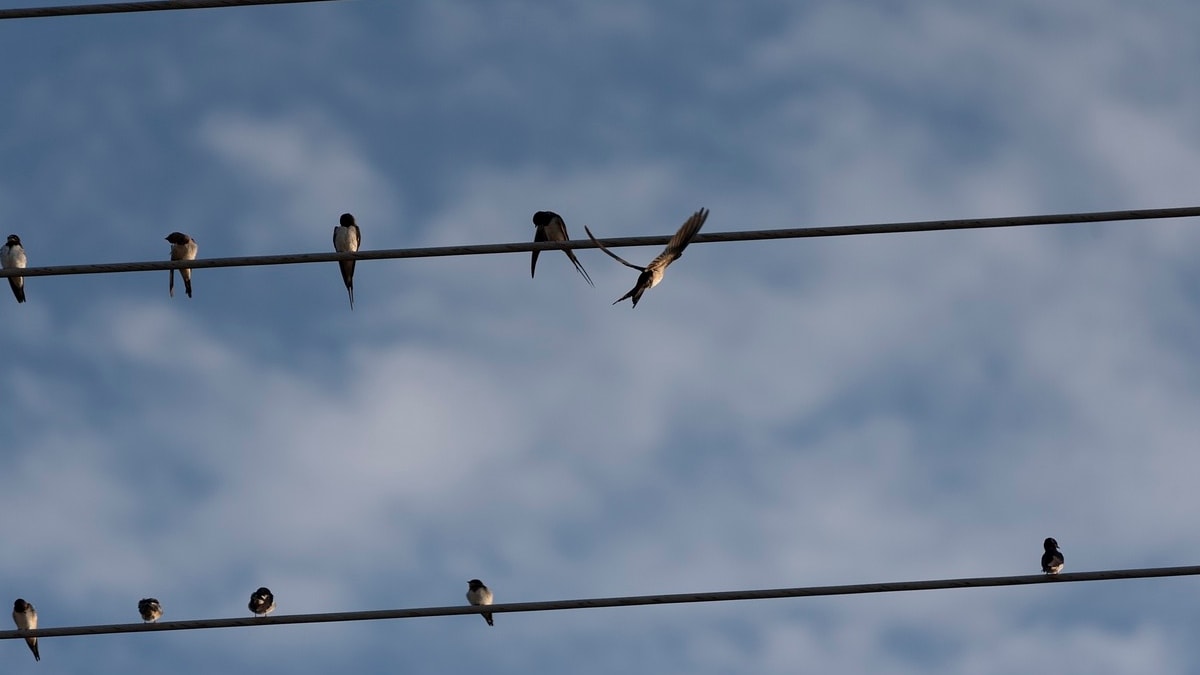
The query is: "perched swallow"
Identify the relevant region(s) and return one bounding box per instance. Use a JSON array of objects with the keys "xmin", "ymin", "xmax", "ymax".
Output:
[
  {"xmin": 12, "ymin": 598, "xmax": 39, "ymax": 662},
  {"xmin": 249, "ymin": 587, "xmax": 276, "ymax": 617},
  {"xmin": 333, "ymin": 213, "xmax": 361, "ymax": 309},
  {"xmin": 466, "ymin": 579, "xmax": 494, "ymax": 627},
  {"xmin": 1041, "ymin": 537, "xmax": 1064, "ymax": 574},
  {"xmin": 138, "ymin": 598, "xmax": 163, "ymax": 623},
  {"xmin": 165, "ymin": 232, "xmax": 198, "ymax": 298},
  {"xmin": 1, "ymin": 234, "xmax": 27, "ymax": 303},
  {"xmin": 531, "ymin": 211, "xmax": 592, "ymax": 286},
  {"xmin": 585, "ymin": 208, "xmax": 709, "ymax": 307}
]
